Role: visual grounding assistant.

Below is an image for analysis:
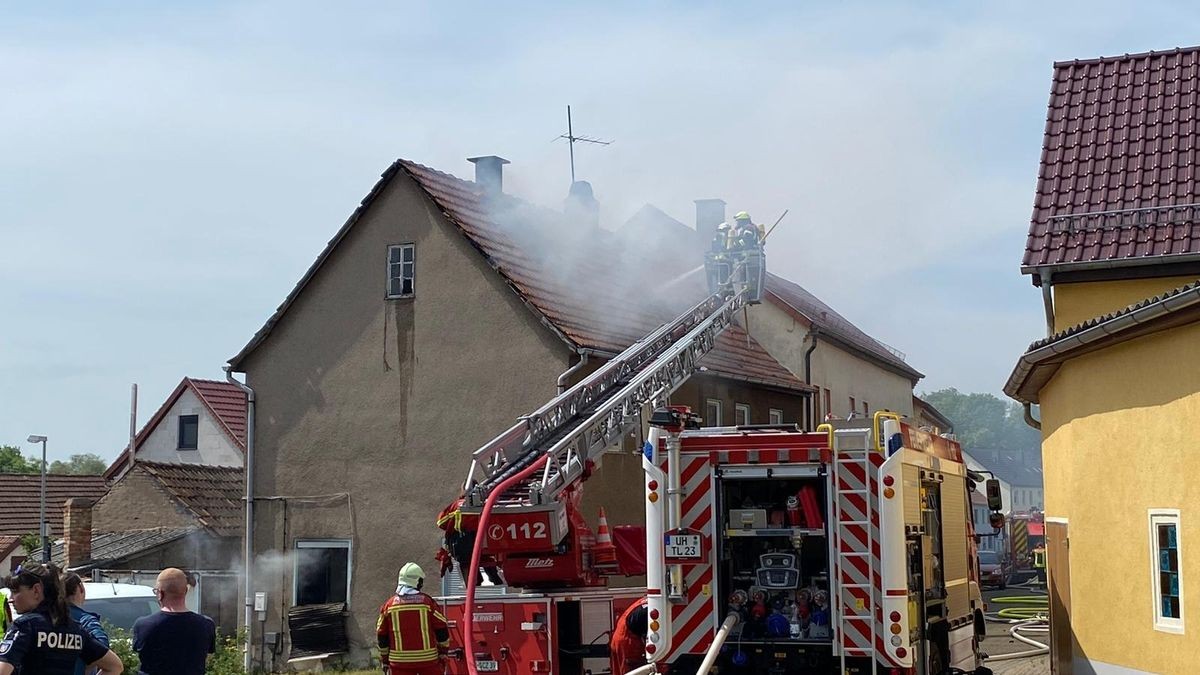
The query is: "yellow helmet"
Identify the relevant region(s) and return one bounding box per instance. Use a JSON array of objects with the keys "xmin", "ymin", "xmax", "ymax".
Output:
[
  {"xmin": 734, "ymin": 211, "xmax": 751, "ymax": 222},
  {"xmin": 398, "ymin": 562, "xmax": 425, "ymax": 588}
]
